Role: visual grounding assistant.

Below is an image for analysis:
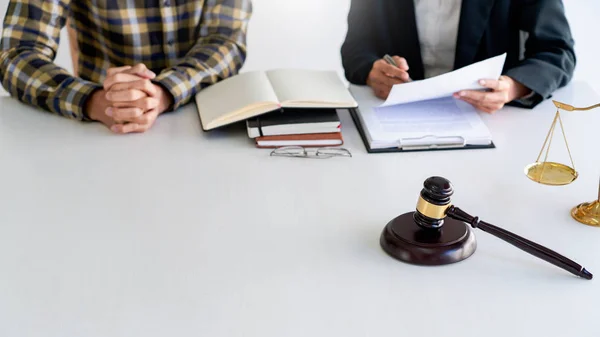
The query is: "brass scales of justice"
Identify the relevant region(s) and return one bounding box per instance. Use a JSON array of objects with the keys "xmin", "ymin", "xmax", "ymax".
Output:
[{"xmin": 524, "ymin": 100, "xmax": 600, "ymax": 227}]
